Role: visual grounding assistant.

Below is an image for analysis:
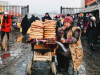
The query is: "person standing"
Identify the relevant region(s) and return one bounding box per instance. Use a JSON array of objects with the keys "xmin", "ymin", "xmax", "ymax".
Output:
[
  {"xmin": 56, "ymin": 16, "xmax": 83, "ymax": 72},
  {"xmin": 86, "ymin": 16, "xmax": 100, "ymax": 51},
  {"xmin": 55, "ymin": 16, "xmax": 62, "ymax": 35},
  {"xmin": 42, "ymin": 13, "xmax": 52, "ymax": 22},
  {"xmin": 1, "ymin": 12, "xmax": 12, "ymax": 42},
  {"xmin": 35, "ymin": 16, "xmax": 40, "ymax": 20},
  {"xmin": 29, "ymin": 14, "xmax": 36, "ymax": 28},
  {"xmin": 21, "ymin": 15, "xmax": 29, "ymax": 36}
]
